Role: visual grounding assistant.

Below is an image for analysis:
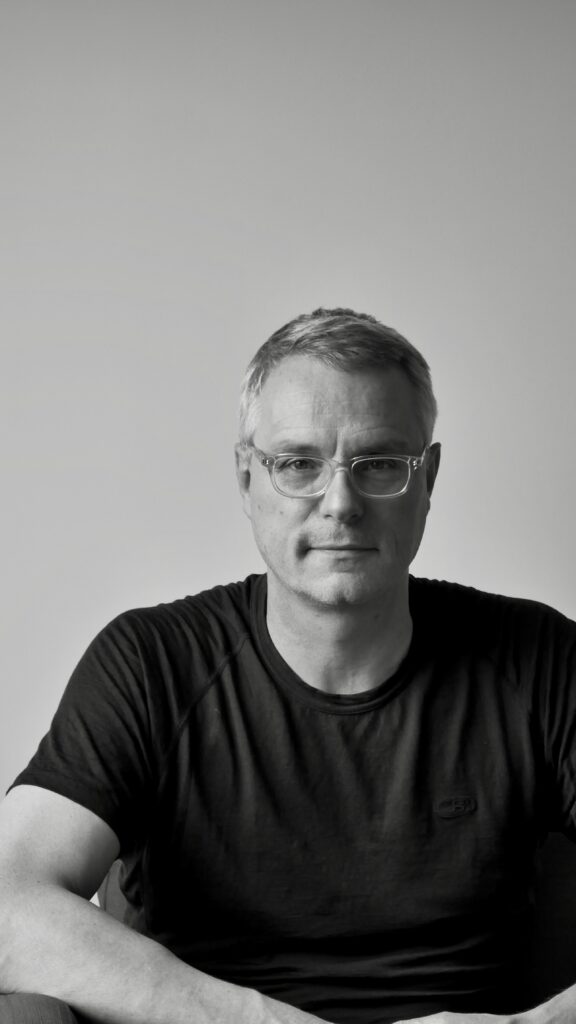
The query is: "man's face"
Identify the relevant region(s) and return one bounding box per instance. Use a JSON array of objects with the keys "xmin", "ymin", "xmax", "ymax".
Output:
[{"xmin": 236, "ymin": 356, "xmax": 440, "ymax": 611}]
